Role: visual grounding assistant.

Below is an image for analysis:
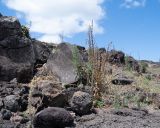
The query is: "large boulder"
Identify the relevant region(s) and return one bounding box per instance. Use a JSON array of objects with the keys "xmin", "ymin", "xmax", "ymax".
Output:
[
  {"xmin": 46, "ymin": 43, "xmax": 84, "ymax": 85},
  {"xmin": 33, "ymin": 107, "xmax": 74, "ymax": 128},
  {"xmin": 0, "ymin": 16, "xmax": 23, "ymax": 40},
  {"xmin": 0, "ymin": 15, "xmax": 53, "ymax": 83},
  {"xmin": 70, "ymin": 91, "xmax": 93, "ymax": 115},
  {"xmin": 0, "ymin": 16, "xmax": 35, "ymax": 82}
]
